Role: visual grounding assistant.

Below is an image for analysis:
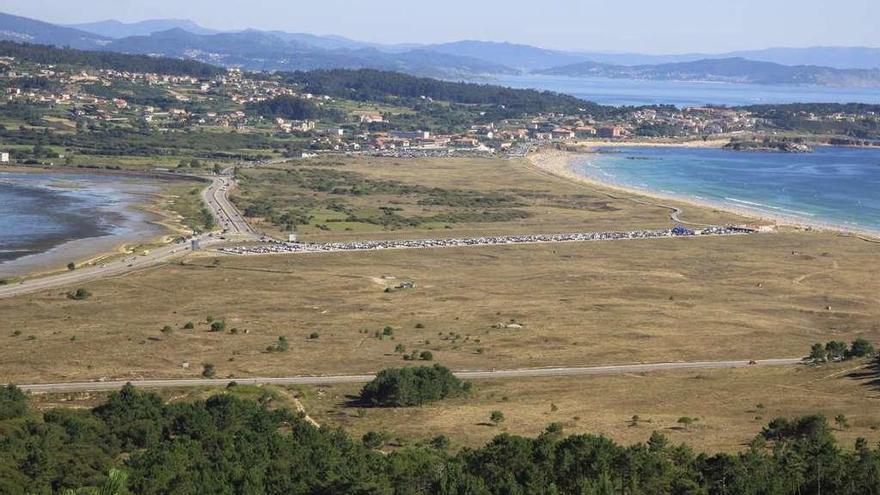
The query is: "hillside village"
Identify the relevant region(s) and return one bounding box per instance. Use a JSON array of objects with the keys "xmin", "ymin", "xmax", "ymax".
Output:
[{"xmin": 2, "ymin": 53, "xmax": 880, "ymax": 167}]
